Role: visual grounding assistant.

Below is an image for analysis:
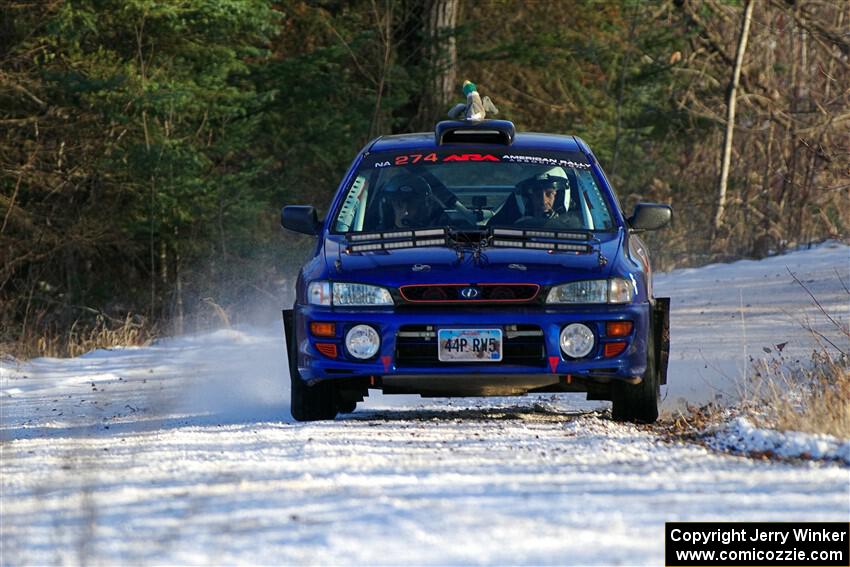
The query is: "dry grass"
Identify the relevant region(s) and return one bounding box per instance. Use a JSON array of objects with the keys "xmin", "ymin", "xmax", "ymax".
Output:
[
  {"xmin": 746, "ymin": 348, "xmax": 850, "ymax": 438},
  {"xmin": 664, "ymin": 273, "xmax": 850, "ymax": 441},
  {"xmin": 661, "ymin": 401, "xmax": 727, "ymax": 437},
  {"xmin": 659, "ymin": 348, "xmax": 849, "ymax": 458},
  {"xmin": 743, "ymin": 270, "xmax": 850, "ymax": 438},
  {"xmin": 3, "ymin": 312, "xmax": 156, "ymax": 359}
]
